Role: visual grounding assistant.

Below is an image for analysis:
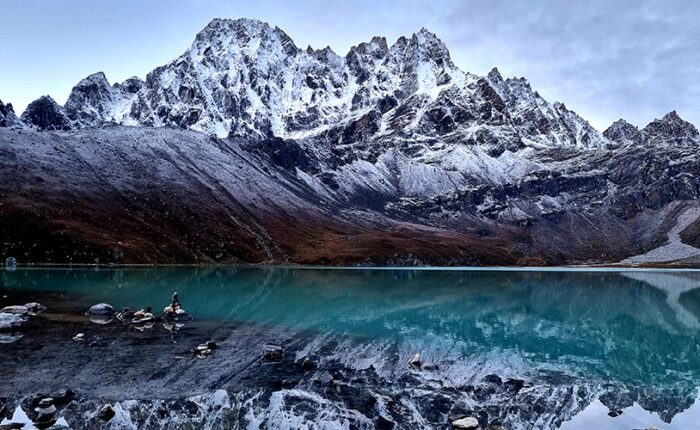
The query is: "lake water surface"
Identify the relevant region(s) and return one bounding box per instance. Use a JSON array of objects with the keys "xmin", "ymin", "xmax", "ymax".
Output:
[{"xmin": 1, "ymin": 267, "xmax": 699, "ymax": 429}]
